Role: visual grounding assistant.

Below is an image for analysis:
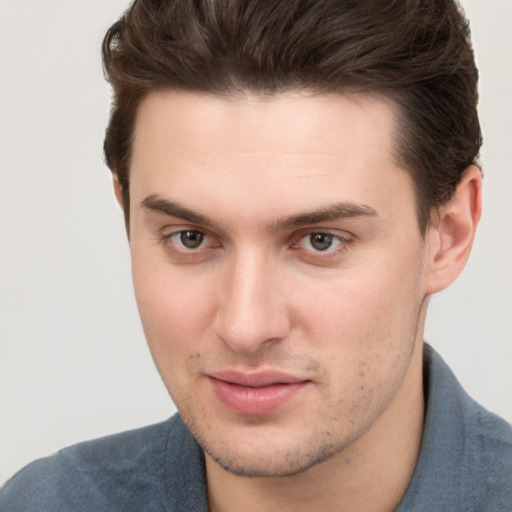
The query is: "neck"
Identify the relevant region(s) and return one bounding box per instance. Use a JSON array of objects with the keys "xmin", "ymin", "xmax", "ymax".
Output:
[{"xmin": 206, "ymin": 340, "xmax": 425, "ymax": 512}]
